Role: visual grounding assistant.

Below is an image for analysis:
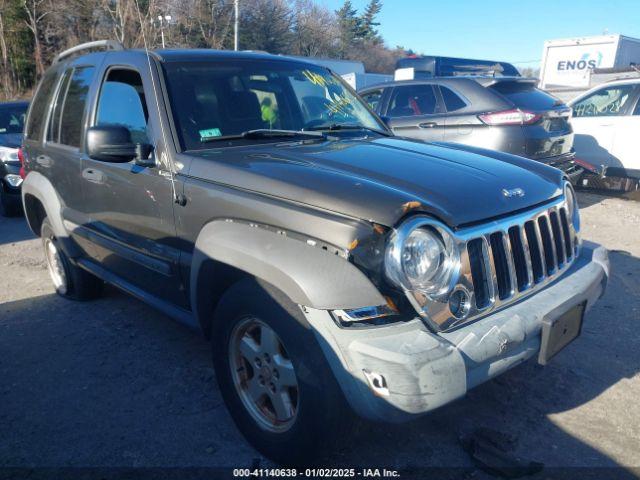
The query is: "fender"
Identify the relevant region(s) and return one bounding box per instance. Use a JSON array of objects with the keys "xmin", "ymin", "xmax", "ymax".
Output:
[
  {"xmin": 21, "ymin": 171, "xmax": 82, "ymax": 257},
  {"xmin": 190, "ymin": 220, "xmax": 386, "ymax": 326}
]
